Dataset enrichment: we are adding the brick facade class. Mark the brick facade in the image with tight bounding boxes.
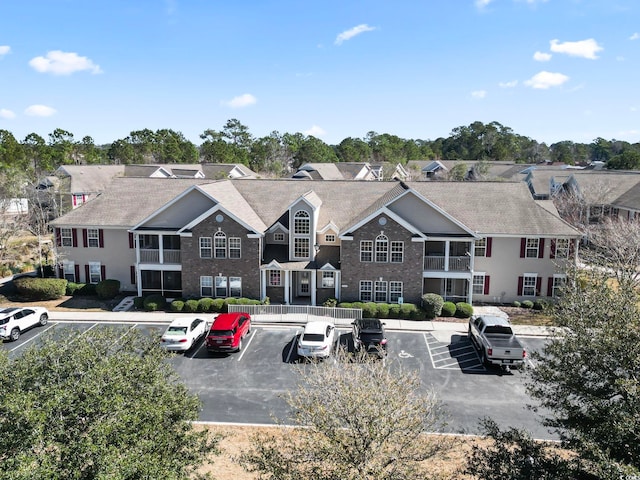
[181,213,261,299]
[340,214,424,304]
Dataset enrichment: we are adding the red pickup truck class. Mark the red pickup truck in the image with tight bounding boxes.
[205,312,251,353]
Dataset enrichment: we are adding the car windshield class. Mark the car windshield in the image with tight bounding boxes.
[166,326,188,335]
[484,325,513,335]
[302,333,325,342]
[209,330,234,337]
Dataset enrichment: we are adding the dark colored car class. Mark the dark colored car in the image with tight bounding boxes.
[205,312,251,353]
[351,318,387,357]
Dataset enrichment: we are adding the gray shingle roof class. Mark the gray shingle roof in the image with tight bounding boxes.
[55,165,125,193]
[51,177,580,237]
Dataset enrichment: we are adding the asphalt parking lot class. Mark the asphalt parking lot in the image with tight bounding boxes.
[2,320,551,439]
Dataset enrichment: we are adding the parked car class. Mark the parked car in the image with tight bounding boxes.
[0,307,49,342]
[468,315,526,369]
[297,320,336,359]
[205,312,251,353]
[160,317,207,352]
[352,318,387,357]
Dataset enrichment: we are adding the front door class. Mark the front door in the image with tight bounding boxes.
[297,271,311,297]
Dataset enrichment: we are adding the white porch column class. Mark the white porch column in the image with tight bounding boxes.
[311,270,317,306]
[334,271,340,300]
[260,269,266,301]
[158,234,164,264]
[284,270,290,304]
[467,276,473,304]
[444,240,450,272]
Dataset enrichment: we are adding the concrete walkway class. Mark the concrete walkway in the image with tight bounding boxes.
[47,306,557,337]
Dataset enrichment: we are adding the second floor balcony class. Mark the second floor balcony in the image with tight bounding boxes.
[423,255,470,272]
[139,248,181,264]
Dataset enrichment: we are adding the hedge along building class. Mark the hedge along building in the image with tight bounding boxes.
[49,177,581,306]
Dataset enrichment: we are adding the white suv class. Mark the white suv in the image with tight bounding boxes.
[0,307,49,342]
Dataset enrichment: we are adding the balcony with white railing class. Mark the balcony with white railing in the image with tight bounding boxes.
[139,249,181,264]
[423,255,470,272]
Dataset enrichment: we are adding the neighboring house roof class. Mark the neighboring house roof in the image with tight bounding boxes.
[334,162,371,180]
[568,171,640,206]
[123,165,172,178]
[50,178,580,238]
[201,163,257,179]
[54,165,125,194]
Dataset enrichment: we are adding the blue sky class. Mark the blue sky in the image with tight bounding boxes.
[0,0,638,147]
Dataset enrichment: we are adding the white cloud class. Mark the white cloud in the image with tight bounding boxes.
[24,104,57,117]
[524,71,569,89]
[549,38,603,59]
[471,90,487,99]
[0,108,16,119]
[304,125,326,137]
[29,50,102,75]
[533,51,552,61]
[334,24,376,45]
[221,93,257,108]
[0,45,10,57]
[630,32,639,40]
[475,0,493,8]
[499,80,518,88]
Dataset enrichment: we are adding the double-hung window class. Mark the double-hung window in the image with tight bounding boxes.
[474,238,486,257]
[229,277,242,297]
[552,275,566,297]
[525,238,539,258]
[200,237,212,258]
[229,237,241,258]
[523,274,537,296]
[88,262,102,284]
[555,238,570,259]
[374,280,388,302]
[200,276,213,297]
[360,241,373,262]
[61,228,73,247]
[389,281,403,303]
[87,228,100,248]
[215,276,227,297]
[359,281,373,302]
[390,241,404,263]
[472,274,486,295]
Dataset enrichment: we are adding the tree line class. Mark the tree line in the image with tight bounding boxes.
[2,120,640,181]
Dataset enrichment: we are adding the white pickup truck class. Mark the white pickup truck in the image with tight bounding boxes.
[468,315,526,369]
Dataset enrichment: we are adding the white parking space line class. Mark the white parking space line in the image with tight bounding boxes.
[423,333,437,368]
[9,323,57,352]
[237,330,257,362]
[192,339,207,358]
[285,330,301,363]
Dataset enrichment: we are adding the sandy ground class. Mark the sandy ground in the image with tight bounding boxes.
[196,424,484,480]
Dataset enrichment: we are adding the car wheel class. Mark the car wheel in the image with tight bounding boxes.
[10,328,20,342]
[39,313,48,326]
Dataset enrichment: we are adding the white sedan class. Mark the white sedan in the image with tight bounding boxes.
[160,317,207,352]
[297,320,336,359]
[0,306,49,342]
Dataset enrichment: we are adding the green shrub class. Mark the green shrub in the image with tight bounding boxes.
[198,297,215,312]
[143,294,166,312]
[441,301,457,317]
[512,300,521,308]
[212,298,225,312]
[521,300,534,309]
[65,282,82,296]
[533,299,549,311]
[183,299,199,313]
[421,293,444,319]
[262,296,270,305]
[400,303,418,319]
[362,302,378,318]
[133,296,145,310]
[389,303,401,318]
[454,302,474,318]
[170,300,184,312]
[96,279,120,300]
[13,277,67,300]
[377,303,390,319]
[323,298,338,308]
[76,283,96,296]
